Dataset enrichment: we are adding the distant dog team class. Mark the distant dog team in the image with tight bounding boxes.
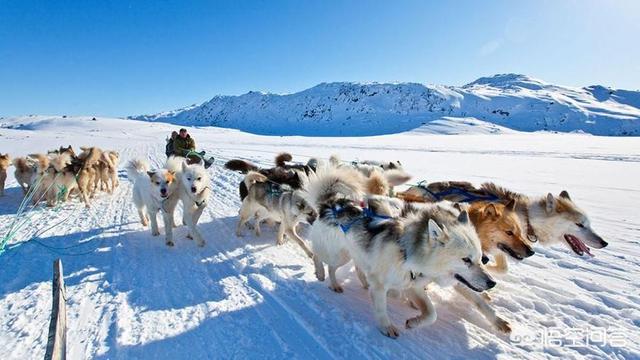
[3,146,119,208]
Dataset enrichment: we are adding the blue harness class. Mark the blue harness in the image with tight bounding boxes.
[415,181,500,203]
[331,204,392,233]
[266,181,284,197]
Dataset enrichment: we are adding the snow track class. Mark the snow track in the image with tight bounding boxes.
[1,117,639,359]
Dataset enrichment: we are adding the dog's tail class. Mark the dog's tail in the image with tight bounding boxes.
[165,156,185,174]
[224,159,259,174]
[13,157,30,172]
[50,152,74,172]
[329,154,341,167]
[107,151,120,165]
[78,147,103,169]
[125,159,150,183]
[366,172,390,196]
[27,153,50,172]
[306,167,365,205]
[243,171,268,191]
[99,151,115,168]
[275,152,293,167]
[384,169,412,187]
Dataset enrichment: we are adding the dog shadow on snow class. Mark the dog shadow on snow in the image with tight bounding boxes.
[0,213,504,359]
[0,187,30,215]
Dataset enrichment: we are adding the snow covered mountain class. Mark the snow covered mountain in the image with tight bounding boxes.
[131,74,640,136]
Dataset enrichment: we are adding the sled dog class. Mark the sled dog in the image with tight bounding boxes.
[0,154,9,196]
[126,158,180,246]
[236,171,317,257]
[176,159,211,247]
[399,181,608,267]
[13,157,35,195]
[315,187,495,338]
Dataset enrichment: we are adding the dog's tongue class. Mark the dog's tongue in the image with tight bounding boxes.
[565,234,594,257]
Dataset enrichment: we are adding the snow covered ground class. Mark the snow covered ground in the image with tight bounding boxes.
[0,116,639,359]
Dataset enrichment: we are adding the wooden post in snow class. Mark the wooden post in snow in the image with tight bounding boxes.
[44,259,66,360]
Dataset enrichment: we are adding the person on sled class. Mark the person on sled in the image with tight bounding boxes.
[166,128,214,168]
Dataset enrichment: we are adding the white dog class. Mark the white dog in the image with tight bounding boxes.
[126,158,180,246]
[177,160,211,247]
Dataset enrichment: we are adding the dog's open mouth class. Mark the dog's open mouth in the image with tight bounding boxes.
[564,234,593,257]
[497,243,524,260]
[454,274,482,292]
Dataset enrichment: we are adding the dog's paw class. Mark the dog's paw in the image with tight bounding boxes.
[380,325,400,339]
[405,316,423,329]
[495,318,512,334]
[166,241,175,247]
[141,220,148,227]
[152,230,160,236]
[186,233,193,240]
[329,284,344,293]
[276,238,286,246]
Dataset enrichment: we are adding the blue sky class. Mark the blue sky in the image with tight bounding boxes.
[1,0,638,117]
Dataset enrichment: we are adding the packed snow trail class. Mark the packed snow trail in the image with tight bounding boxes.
[0,116,639,359]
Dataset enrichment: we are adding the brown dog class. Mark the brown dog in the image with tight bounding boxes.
[467,200,534,273]
[0,154,10,196]
[12,157,34,194]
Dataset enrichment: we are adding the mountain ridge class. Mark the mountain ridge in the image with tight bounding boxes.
[130,74,640,136]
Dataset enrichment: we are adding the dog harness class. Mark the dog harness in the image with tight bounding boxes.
[265,181,284,198]
[331,202,393,234]
[414,181,501,203]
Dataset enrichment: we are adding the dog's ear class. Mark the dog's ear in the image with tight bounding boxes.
[505,199,516,211]
[147,171,156,178]
[483,204,498,220]
[457,210,470,224]
[168,170,175,176]
[181,161,188,172]
[545,193,556,213]
[559,190,571,200]
[427,219,446,245]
